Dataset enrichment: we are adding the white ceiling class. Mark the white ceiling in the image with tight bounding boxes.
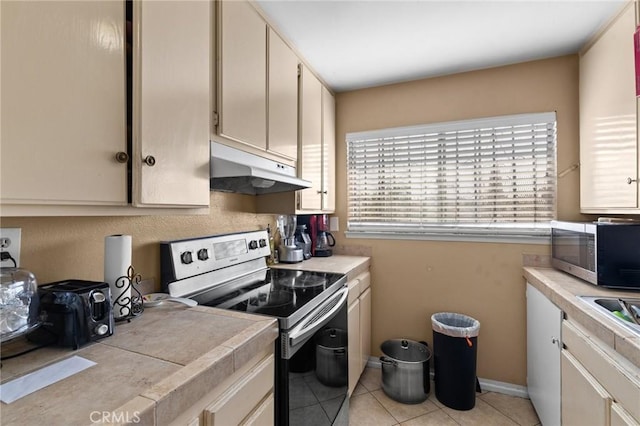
[256,0,627,92]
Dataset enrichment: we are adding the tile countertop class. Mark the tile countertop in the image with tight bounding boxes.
[524,267,640,369]
[0,304,278,426]
[272,255,371,281]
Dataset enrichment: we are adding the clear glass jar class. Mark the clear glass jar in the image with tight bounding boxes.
[0,267,40,342]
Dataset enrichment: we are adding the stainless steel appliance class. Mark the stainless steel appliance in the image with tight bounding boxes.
[160,230,349,426]
[294,225,312,260]
[0,267,40,343]
[551,220,640,290]
[278,215,304,263]
[210,142,312,195]
[28,280,114,349]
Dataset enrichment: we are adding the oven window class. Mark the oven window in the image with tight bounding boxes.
[284,300,348,425]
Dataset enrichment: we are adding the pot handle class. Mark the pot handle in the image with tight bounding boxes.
[379,356,397,367]
[334,348,346,356]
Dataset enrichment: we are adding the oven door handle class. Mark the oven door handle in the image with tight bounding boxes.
[288,287,349,348]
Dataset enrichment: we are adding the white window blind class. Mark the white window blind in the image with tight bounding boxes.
[346,112,557,239]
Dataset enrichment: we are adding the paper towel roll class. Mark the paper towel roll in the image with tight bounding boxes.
[104,235,132,320]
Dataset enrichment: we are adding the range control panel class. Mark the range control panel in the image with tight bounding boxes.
[160,230,271,282]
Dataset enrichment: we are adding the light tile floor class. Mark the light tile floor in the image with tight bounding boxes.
[350,368,541,426]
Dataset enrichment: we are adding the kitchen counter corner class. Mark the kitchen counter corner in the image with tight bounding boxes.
[0,304,278,426]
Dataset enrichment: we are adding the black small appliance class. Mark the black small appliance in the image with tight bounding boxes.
[28,280,114,349]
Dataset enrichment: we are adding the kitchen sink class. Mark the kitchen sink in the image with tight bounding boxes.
[577,296,640,336]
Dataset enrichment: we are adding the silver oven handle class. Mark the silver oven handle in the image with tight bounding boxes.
[289,286,348,348]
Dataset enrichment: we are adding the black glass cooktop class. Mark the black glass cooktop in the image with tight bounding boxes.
[195,269,346,323]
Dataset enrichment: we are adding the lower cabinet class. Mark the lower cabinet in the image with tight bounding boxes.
[561,350,611,425]
[175,349,275,426]
[526,283,562,426]
[203,354,274,426]
[562,320,640,426]
[347,271,372,396]
[348,294,361,397]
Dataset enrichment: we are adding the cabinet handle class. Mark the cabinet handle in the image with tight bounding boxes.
[317,190,328,194]
[115,152,129,163]
[143,155,156,167]
[627,177,638,185]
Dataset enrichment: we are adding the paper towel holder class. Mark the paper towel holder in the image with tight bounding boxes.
[113,265,144,322]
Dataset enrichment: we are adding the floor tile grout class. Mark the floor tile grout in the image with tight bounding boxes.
[350,367,539,426]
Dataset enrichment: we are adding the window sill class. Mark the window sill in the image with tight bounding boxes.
[344,231,550,245]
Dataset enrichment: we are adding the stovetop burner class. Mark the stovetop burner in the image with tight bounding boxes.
[193,268,345,328]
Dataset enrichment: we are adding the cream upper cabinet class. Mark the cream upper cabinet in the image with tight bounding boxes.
[1,1,128,206]
[217,1,299,164]
[580,2,639,213]
[299,65,324,211]
[132,0,211,207]
[0,0,210,214]
[298,66,336,213]
[267,28,298,161]
[321,87,336,212]
[218,0,267,151]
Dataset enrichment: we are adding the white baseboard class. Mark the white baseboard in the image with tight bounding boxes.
[367,357,529,399]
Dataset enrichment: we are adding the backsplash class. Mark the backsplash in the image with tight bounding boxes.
[0,192,275,290]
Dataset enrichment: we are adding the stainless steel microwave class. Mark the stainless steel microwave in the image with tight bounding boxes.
[551,221,640,290]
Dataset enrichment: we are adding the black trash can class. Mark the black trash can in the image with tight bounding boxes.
[431,312,480,410]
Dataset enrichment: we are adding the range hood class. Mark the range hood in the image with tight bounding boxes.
[210,141,312,195]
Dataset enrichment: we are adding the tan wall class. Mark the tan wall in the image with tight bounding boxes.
[334,55,583,385]
[0,192,273,286]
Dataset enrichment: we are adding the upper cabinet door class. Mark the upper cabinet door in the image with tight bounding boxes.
[219,0,267,150]
[267,29,298,161]
[1,1,127,206]
[580,2,638,212]
[322,87,336,212]
[132,0,211,207]
[299,65,323,211]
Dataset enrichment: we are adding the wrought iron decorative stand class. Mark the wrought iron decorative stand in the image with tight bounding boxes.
[113,265,144,322]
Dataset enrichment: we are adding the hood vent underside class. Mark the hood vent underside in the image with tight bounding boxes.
[210,142,312,195]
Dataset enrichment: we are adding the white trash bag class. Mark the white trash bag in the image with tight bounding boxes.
[431,312,480,338]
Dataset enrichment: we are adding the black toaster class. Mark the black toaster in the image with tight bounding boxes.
[28,280,114,349]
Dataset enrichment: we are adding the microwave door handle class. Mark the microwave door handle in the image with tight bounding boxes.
[288,287,348,348]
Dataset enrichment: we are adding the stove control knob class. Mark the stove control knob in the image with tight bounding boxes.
[180,251,194,264]
[197,248,209,261]
[248,240,258,250]
[259,238,267,248]
[95,324,110,336]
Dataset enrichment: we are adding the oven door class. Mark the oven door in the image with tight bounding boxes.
[276,286,349,426]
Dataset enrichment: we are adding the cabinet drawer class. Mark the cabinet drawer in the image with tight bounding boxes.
[355,272,371,293]
[347,278,360,305]
[242,393,274,426]
[204,354,274,426]
[562,321,640,421]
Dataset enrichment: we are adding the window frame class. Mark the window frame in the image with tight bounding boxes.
[345,112,557,244]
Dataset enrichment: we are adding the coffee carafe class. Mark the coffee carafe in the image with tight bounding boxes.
[294,225,312,260]
[315,231,335,257]
[277,215,304,263]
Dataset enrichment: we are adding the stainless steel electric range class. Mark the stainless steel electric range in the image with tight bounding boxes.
[160,230,349,426]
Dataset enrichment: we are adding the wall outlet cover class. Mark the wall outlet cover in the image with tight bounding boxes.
[0,228,22,268]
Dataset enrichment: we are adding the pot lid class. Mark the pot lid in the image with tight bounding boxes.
[381,339,431,362]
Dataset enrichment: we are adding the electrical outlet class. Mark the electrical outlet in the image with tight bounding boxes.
[0,228,21,268]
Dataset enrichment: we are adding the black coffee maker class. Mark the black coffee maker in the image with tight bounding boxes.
[294,225,312,260]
